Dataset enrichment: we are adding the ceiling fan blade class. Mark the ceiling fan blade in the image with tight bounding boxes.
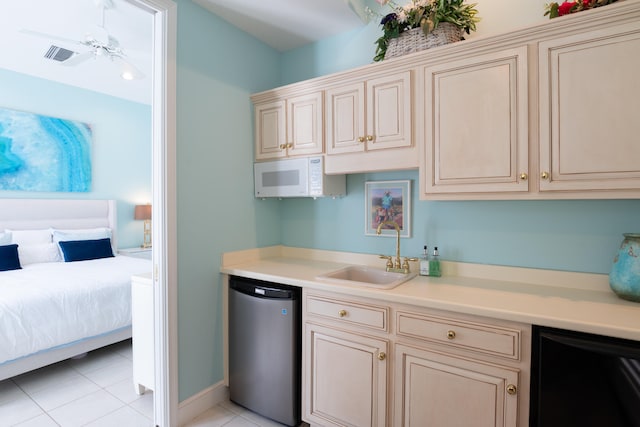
[20,29,82,47]
[61,51,95,66]
[112,56,145,80]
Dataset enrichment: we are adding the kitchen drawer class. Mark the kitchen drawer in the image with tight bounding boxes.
[396,311,520,360]
[306,294,389,332]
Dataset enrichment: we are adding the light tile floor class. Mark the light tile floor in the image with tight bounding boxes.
[184,400,309,427]
[0,340,153,427]
[1,341,308,427]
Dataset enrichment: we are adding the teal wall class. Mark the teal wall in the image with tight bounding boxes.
[0,68,151,249]
[175,0,281,400]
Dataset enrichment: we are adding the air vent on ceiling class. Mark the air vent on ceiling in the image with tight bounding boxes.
[44,45,76,62]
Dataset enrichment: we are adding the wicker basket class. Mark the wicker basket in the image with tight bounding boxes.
[384,22,464,60]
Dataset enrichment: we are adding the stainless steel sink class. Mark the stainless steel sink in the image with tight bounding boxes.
[315,265,416,290]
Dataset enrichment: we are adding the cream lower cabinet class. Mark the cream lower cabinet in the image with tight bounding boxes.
[303,292,390,426]
[421,45,529,196]
[394,344,519,427]
[302,291,530,427]
[304,323,388,427]
[538,22,640,193]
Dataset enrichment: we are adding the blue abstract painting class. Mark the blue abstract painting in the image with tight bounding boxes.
[0,108,91,192]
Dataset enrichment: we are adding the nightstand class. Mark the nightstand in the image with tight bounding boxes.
[119,247,152,260]
[132,272,154,394]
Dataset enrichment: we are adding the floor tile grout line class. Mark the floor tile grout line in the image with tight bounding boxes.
[9,377,62,427]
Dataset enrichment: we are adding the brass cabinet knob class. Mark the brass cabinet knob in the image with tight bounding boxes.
[506,384,517,395]
[279,144,286,150]
[286,143,293,149]
[519,173,528,181]
[447,330,456,340]
[358,136,365,143]
[338,309,347,318]
[541,171,549,180]
[366,135,374,142]
[378,352,386,361]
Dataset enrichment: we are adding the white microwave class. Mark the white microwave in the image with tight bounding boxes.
[254,157,346,198]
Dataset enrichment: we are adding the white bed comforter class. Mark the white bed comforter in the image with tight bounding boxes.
[0,256,151,364]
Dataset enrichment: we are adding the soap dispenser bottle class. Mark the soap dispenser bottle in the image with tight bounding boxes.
[419,245,429,276]
[429,247,441,277]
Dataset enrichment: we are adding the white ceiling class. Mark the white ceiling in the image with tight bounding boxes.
[193,0,370,52]
[0,0,153,105]
[0,0,372,105]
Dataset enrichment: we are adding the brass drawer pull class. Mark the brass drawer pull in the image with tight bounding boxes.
[447,330,456,340]
[338,309,347,318]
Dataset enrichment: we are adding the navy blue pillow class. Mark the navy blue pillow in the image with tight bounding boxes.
[58,238,115,262]
[0,244,22,271]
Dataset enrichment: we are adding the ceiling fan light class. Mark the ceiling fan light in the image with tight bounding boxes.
[121,71,135,80]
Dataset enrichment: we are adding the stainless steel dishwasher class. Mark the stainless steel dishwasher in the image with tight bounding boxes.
[228,275,301,426]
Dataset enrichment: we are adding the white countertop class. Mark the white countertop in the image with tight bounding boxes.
[220,246,640,341]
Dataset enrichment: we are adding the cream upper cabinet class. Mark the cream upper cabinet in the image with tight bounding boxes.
[324,71,416,173]
[325,82,365,155]
[254,92,323,160]
[421,46,529,196]
[287,92,323,157]
[254,99,286,160]
[326,71,412,155]
[395,344,519,427]
[538,22,640,192]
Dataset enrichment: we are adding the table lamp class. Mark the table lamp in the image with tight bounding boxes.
[134,204,152,249]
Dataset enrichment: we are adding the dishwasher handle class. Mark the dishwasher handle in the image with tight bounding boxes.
[230,276,300,300]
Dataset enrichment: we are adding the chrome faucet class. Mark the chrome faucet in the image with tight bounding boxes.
[376,220,416,274]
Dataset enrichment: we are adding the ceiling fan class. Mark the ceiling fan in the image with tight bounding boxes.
[21,0,144,81]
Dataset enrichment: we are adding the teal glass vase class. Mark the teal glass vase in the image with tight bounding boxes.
[609,233,640,302]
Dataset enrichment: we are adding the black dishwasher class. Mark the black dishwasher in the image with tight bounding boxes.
[228,275,301,426]
[530,325,640,427]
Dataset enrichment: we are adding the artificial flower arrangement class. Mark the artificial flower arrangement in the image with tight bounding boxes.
[544,0,619,18]
[373,0,479,62]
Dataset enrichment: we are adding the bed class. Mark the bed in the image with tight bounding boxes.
[0,199,151,381]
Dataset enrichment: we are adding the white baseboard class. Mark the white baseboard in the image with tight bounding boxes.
[178,381,228,426]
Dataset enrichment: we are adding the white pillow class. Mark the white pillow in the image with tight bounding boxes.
[51,228,112,261]
[18,243,60,265]
[8,229,52,246]
[0,231,11,245]
[51,227,112,243]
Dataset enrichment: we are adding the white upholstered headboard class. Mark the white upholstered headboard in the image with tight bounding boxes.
[0,199,117,249]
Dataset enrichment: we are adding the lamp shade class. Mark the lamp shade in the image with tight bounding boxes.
[134,204,152,220]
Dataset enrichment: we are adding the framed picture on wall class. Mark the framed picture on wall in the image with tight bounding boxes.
[365,180,411,237]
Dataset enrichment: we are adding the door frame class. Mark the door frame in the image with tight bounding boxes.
[128,0,178,425]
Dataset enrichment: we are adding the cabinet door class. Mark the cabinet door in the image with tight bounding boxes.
[287,92,324,157]
[366,71,412,151]
[304,322,388,427]
[422,46,529,195]
[539,23,640,192]
[255,100,286,160]
[326,82,366,155]
[394,344,519,427]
